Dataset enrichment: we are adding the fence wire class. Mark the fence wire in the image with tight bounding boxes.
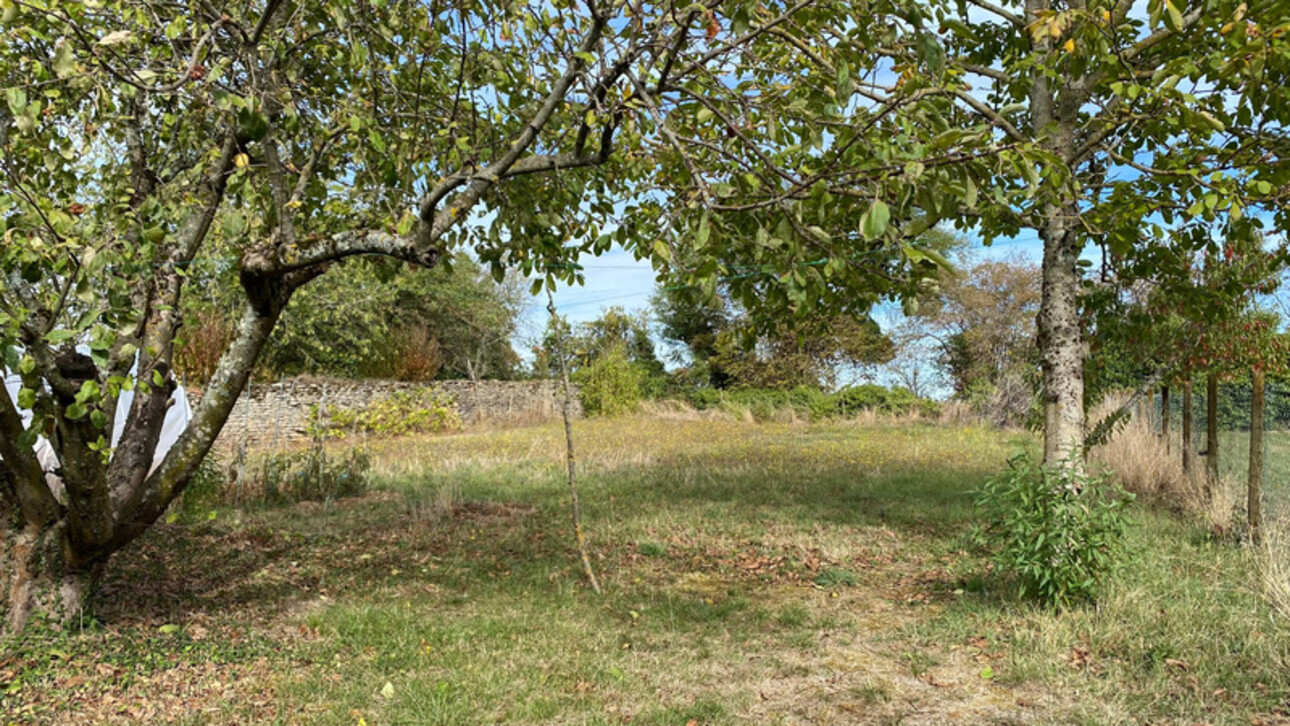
[1148,380,1286,520]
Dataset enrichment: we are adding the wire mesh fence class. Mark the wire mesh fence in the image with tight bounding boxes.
[1146,379,1288,522]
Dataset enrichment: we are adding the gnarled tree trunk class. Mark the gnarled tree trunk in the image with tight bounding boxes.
[3,517,101,635]
[0,298,291,635]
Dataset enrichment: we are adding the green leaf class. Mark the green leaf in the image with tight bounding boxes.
[696,107,714,124]
[52,40,76,78]
[836,60,853,98]
[1164,0,1183,31]
[652,240,673,263]
[65,402,87,420]
[45,329,76,344]
[395,210,416,236]
[861,200,890,241]
[16,427,38,448]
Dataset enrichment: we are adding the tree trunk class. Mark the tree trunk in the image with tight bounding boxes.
[3,516,100,635]
[1160,385,1171,453]
[1182,379,1194,474]
[1206,372,1219,496]
[1037,212,1086,467]
[1249,368,1265,545]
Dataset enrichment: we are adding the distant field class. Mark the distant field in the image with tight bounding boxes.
[4,417,1289,724]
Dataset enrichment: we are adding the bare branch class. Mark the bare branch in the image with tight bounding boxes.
[966,0,1026,28]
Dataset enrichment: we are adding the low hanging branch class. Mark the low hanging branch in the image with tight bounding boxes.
[546,289,602,595]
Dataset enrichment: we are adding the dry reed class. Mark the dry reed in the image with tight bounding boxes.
[1088,399,1235,534]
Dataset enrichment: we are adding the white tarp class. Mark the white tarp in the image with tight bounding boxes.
[2,373,192,487]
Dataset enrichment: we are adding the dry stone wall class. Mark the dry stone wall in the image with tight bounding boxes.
[188,378,579,452]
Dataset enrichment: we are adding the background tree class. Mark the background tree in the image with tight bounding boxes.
[653,283,894,390]
[176,254,526,382]
[707,314,895,390]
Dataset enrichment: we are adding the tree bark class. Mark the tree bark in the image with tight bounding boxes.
[1182,378,1193,474]
[1206,372,1219,496]
[1160,385,1171,453]
[3,517,99,635]
[1037,209,1086,467]
[1249,368,1265,544]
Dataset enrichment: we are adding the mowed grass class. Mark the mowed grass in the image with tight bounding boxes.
[4,417,1290,724]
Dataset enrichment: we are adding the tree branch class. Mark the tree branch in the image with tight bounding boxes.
[966,0,1026,28]
[0,382,58,526]
[416,6,612,249]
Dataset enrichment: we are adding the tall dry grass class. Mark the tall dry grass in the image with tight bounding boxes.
[1088,401,1235,534]
[1258,517,1290,624]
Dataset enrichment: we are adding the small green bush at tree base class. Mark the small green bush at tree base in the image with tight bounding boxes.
[972,455,1134,606]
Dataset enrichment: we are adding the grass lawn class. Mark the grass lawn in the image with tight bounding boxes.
[3,417,1289,724]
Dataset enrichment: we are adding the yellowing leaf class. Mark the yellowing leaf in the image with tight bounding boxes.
[1063,38,1075,52]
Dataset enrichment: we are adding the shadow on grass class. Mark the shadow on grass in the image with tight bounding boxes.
[97,494,578,625]
[97,427,1013,626]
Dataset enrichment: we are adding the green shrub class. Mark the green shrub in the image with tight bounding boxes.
[681,384,939,421]
[972,455,1134,606]
[172,453,226,523]
[577,344,643,416]
[310,389,462,439]
[829,384,938,417]
[684,387,724,411]
[250,446,372,506]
